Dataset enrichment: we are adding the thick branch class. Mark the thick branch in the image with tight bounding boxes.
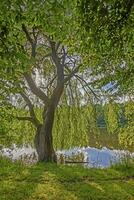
[61,46,67,65]
[20,92,41,127]
[24,73,49,105]
[49,40,64,83]
[22,26,48,104]
[22,24,33,45]
[22,24,37,58]
[50,83,64,108]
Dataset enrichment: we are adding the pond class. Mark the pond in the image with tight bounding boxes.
[0,144,134,168]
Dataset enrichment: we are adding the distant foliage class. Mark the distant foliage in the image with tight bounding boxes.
[0,107,35,146]
[0,102,133,150]
[104,103,119,134]
[118,101,134,148]
[53,106,89,149]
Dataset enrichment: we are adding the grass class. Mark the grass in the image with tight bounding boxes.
[0,157,134,200]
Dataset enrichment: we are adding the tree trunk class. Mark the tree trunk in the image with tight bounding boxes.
[35,106,57,162]
[34,84,64,162]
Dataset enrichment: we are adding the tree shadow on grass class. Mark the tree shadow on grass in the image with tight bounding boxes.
[0,159,134,200]
[50,164,134,200]
[0,159,48,200]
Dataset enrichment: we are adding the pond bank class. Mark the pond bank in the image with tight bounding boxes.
[0,145,134,168]
[0,157,134,200]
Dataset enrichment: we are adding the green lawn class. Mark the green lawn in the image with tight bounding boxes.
[0,157,134,200]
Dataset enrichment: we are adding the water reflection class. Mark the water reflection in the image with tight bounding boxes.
[0,144,134,168]
[57,147,134,168]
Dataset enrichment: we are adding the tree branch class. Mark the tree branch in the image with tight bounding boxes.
[75,74,100,100]
[22,24,33,45]
[20,92,41,127]
[64,65,81,83]
[16,116,33,122]
[43,75,57,90]
[61,46,67,65]
[49,40,64,83]
[24,73,49,105]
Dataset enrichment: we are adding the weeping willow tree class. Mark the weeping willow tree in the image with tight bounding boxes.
[54,106,85,149]
[1,100,133,150]
[53,81,92,149]
[0,107,35,146]
[118,101,134,149]
[76,0,134,94]
[104,103,119,134]
[0,0,84,162]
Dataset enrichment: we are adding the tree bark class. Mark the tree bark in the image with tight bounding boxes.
[35,85,64,162]
[34,107,56,162]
